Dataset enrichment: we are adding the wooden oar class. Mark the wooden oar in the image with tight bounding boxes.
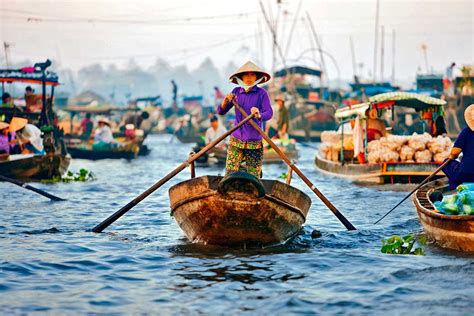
[374,158,451,224]
[0,174,66,201]
[92,112,256,233]
[232,101,356,231]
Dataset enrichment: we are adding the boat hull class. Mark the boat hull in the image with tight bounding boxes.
[169,175,311,247]
[413,178,474,252]
[289,130,321,142]
[67,146,138,160]
[315,153,445,184]
[0,153,71,180]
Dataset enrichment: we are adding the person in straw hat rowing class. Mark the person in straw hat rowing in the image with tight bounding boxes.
[217,61,273,178]
[442,104,474,189]
[8,117,44,155]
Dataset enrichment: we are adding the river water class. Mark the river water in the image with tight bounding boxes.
[1,135,473,315]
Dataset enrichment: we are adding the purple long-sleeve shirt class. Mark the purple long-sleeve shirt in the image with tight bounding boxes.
[217,86,273,142]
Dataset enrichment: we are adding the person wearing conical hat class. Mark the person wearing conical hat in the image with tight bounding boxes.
[217,61,273,178]
[443,104,474,189]
[9,117,44,154]
[275,94,289,139]
[94,117,115,146]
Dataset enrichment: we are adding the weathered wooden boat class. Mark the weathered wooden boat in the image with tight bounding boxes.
[0,61,71,180]
[413,178,474,252]
[315,92,448,184]
[66,140,139,160]
[169,172,311,247]
[315,152,445,184]
[62,106,152,157]
[0,153,71,180]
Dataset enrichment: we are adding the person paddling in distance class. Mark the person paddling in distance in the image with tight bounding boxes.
[443,104,474,189]
[217,61,273,178]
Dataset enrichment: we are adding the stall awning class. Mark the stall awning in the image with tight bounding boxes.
[335,102,370,120]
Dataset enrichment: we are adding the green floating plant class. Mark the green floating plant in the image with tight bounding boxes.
[278,172,288,180]
[41,168,95,184]
[381,233,427,256]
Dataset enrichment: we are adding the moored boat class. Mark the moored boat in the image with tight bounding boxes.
[413,178,474,252]
[0,153,70,180]
[65,139,139,160]
[62,105,150,158]
[315,151,443,184]
[0,61,71,180]
[315,92,449,184]
[169,172,311,247]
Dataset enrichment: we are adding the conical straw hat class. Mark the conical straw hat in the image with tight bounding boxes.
[229,61,271,84]
[9,117,28,133]
[97,117,111,126]
[465,104,474,131]
[0,122,9,130]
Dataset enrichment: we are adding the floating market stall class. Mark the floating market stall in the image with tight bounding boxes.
[0,61,71,180]
[315,92,449,184]
[413,178,474,252]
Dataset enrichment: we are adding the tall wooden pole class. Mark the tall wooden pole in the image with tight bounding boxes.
[380,25,385,82]
[373,0,380,82]
[350,37,357,81]
[391,29,396,84]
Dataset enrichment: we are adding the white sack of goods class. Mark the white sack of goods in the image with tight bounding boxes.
[381,150,400,163]
[400,145,415,162]
[414,149,433,163]
[427,135,452,154]
[367,150,382,164]
[367,140,382,152]
[408,132,431,151]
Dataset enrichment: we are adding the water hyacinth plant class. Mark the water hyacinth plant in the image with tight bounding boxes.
[41,168,95,183]
[381,233,427,256]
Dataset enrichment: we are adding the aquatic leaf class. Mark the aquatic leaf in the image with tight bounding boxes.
[413,248,425,256]
[381,233,425,256]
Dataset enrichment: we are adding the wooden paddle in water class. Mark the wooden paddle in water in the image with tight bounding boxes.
[0,174,66,201]
[374,158,452,224]
[232,101,357,231]
[92,112,256,233]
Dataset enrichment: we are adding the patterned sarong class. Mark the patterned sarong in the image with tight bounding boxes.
[225,136,263,177]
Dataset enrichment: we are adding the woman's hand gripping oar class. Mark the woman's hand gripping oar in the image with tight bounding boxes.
[374,158,451,225]
[233,100,356,231]
[92,112,256,233]
[0,175,66,201]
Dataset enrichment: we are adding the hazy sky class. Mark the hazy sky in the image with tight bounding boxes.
[0,0,472,83]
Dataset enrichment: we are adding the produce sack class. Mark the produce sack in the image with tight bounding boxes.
[457,183,474,192]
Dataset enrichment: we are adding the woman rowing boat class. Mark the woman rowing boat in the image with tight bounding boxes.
[217,61,273,178]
